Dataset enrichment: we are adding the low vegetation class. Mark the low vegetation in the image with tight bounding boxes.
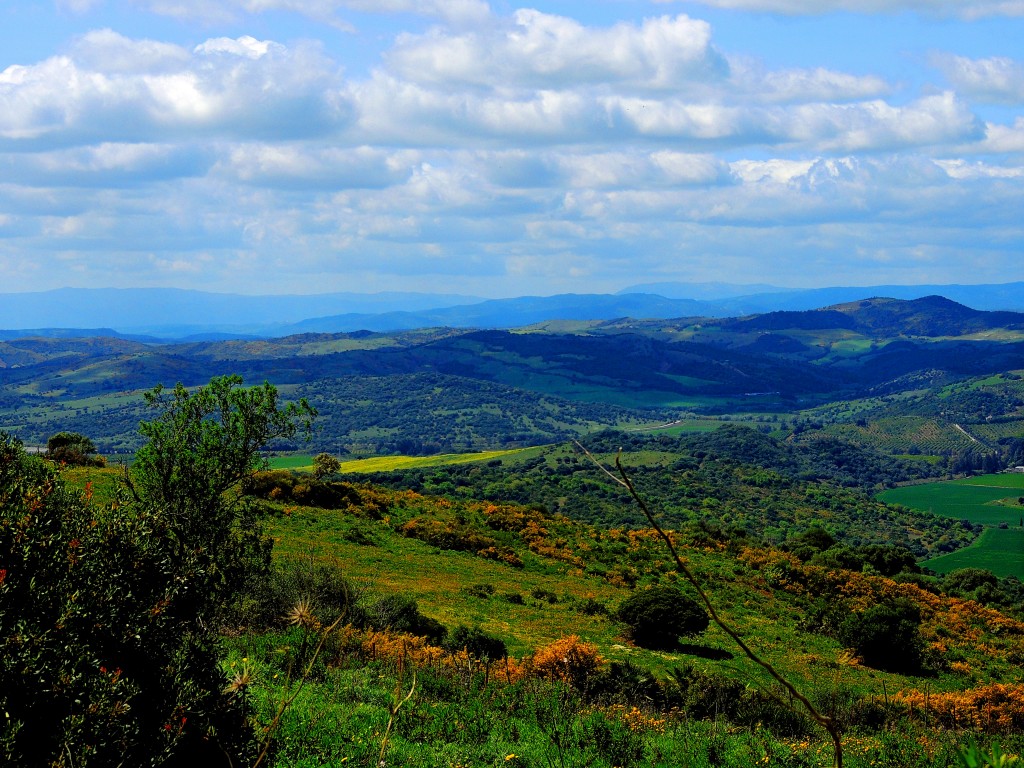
[3,373,1024,767]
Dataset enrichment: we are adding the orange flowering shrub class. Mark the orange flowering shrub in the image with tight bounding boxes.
[894,684,1024,734]
[530,635,604,687]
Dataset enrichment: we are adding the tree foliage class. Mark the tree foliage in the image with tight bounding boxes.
[312,452,342,480]
[837,598,924,673]
[1,376,314,767]
[616,585,710,650]
[46,430,103,467]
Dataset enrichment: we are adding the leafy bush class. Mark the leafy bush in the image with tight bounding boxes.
[367,594,447,643]
[443,625,507,660]
[45,430,104,467]
[616,584,709,650]
[234,554,366,631]
[312,452,341,479]
[531,635,604,688]
[837,598,925,673]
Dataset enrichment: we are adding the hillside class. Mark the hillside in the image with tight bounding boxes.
[9,383,1024,767]
[4,296,1024,461]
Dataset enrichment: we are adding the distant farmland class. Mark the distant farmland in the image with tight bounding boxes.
[879,474,1024,579]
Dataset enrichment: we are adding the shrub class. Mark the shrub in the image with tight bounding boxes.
[532,635,604,688]
[312,452,341,479]
[45,431,104,467]
[367,594,446,643]
[443,625,507,660]
[616,584,709,650]
[234,554,366,631]
[837,598,924,673]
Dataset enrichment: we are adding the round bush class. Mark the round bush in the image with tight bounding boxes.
[837,598,923,673]
[616,585,709,650]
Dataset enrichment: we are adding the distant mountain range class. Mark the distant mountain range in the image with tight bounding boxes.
[5,294,1024,454]
[2,282,1024,340]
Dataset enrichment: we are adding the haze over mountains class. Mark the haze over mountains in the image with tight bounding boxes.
[3,282,1024,340]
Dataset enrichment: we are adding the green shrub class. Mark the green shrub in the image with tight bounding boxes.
[45,431,104,467]
[234,554,366,631]
[616,584,709,650]
[837,598,924,673]
[368,594,447,643]
[443,625,507,660]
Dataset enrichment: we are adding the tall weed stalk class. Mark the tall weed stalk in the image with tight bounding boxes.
[575,442,845,768]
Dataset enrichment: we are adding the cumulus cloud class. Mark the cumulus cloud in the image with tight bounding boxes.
[214,144,421,188]
[3,6,1022,294]
[386,12,728,90]
[0,31,350,147]
[658,0,1024,20]
[932,54,1024,103]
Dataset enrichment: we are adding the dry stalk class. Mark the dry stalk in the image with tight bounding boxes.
[377,650,417,768]
[574,441,844,768]
[252,610,349,768]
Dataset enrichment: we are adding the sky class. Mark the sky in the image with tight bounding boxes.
[1,1,1023,298]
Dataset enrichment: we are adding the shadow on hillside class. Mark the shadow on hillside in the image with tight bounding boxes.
[675,643,734,661]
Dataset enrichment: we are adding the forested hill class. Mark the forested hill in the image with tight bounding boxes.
[354,425,963,558]
[4,295,1024,455]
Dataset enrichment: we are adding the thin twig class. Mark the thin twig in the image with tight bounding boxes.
[574,441,844,768]
[377,656,416,768]
[252,611,348,768]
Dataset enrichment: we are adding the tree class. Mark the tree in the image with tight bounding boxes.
[46,430,102,467]
[1,376,314,767]
[837,599,924,673]
[617,584,710,650]
[312,452,341,480]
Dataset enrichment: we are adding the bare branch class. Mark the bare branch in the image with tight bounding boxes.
[573,441,844,768]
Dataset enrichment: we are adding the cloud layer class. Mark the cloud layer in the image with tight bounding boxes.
[1,3,1023,295]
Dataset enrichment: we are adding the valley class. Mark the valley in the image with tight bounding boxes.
[3,291,1024,767]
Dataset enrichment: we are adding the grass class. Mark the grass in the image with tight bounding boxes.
[338,449,542,474]
[879,474,1024,578]
[923,527,1024,578]
[268,447,547,474]
[267,454,316,470]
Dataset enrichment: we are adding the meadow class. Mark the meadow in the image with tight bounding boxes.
[879,474,1024,578]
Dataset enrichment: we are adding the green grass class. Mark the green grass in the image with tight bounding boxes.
[957,473,1024,489]
[878,477,1024,527]
[923,527,1024,579]
[879,474,1024,578]
[268,447,546,474]
[267,454,315,470]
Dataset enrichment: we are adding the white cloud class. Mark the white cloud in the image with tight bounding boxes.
[932,54,1024,104]
[0,32,350,147]
[387,12,728,90]
[215,144,420,188]
[658,0,1024,20]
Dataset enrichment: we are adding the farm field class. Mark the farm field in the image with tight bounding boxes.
[879,474,1024,578]
[923,527,1024,578]
[878,475,1024,527]
[268,447,544,474]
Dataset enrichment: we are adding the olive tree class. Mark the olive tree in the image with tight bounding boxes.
[617,584,709,650]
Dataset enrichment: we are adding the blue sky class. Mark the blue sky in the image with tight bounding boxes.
[2,1,1023,297]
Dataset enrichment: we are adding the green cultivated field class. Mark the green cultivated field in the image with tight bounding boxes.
[878,479,1024,527]
[879,474,1024,578]
[922,527,1024,577]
